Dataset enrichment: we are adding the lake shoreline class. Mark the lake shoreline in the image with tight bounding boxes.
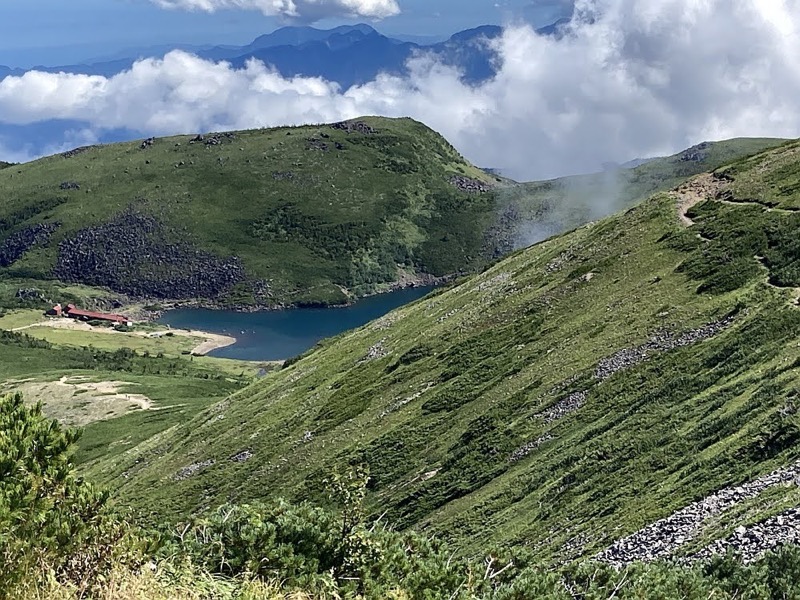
[8,314,238,359]
[186,330,237,356]
[131,274,452,322]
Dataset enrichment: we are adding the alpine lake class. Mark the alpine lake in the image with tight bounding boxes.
[157,286,436,361]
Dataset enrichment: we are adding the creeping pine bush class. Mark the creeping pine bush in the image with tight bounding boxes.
[168,466,467,598]
[5,391,800,599]
[0,392,138,596]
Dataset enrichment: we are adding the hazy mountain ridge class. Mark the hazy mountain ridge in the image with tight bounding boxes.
[0,21,561,89]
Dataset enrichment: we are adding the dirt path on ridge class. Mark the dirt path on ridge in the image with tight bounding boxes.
[672,174,800,305]
[672,173,727,227]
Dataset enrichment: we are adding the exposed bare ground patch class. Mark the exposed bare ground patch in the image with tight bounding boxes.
[1,375,154,426]
[672,173,728,227]
[182,331,236,355]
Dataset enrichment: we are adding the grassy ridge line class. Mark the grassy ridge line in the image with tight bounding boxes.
[94,138,800,560]
[0,117,501,307]
[500,137,788,239]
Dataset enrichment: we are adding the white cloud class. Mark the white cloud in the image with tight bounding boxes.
[151,0,400,20]
[1,0,799,180]
[0,127,100,165]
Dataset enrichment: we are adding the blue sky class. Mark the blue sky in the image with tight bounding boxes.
[0,0,573,67]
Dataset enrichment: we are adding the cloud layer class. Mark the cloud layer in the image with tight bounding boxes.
[151,0,400,20]
[1,0,799,180]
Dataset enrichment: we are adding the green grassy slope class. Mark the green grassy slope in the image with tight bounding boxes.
[92,139,800,561]
[498,138,787,245]
[0,117,499,307]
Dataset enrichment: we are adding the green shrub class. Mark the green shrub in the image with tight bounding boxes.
[0,392,137,595]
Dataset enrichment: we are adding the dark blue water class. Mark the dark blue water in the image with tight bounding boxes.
[157,287,435,361]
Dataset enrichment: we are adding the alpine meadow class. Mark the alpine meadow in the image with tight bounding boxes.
[4,1,800,598]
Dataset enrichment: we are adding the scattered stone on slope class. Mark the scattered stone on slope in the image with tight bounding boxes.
[534,391,588,424]
[545,249,577,273]
[306,137,329,151]
[449,175,492,194]
[59,181,80,190]
[0,223,60,267]
[502,314,736,433]
[15,288,49,302]
[230,450,253,463]
[598,459,800,566]
[379,383,435,419]
[692,507,800,563]
[174,459,215,481]
[371,314,398,331]
[361,339,389,362]
[437,308,460,323]
[476,272,513,293]
[54,207,245,299]
[508,433,553,462]
[594,315,736,380]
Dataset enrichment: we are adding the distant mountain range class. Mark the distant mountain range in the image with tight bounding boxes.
[0,20,570,89]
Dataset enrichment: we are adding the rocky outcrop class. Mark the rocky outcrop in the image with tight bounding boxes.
[61,145,96,159]
[174,459,215,481]
[306,137,329,151]
[59,181,80,190]
[331,120,376,135]
[230,450,253,463]
[449,175,492,193]
[190,132,237,146]
[482,204,520,259]
[508,433,553,462]
[15,288,49,302]
[54,208,245,299]
[679,142,711,163]
[0,223,60,267]
[598,460,800,566]
[361,338,389,362]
